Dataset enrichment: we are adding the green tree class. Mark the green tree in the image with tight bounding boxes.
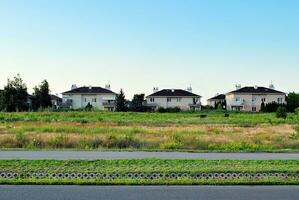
[130,94,145,112]
[32,80,52,110]
[0,90,4,111]
[115,89,128,112]
[287,92,299,112]
[2,74,28,112]
[295,108,299,135]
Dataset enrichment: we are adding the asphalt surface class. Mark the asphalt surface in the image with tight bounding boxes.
[0,185,299,200]
[1,151,299,160]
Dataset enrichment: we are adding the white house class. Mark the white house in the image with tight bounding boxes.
[207,94,226,108]
[226,85,286,112]
[62,84,116,111]
[145,87,201,111]
[50,94,62,109]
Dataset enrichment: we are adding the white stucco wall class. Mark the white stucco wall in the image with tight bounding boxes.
[146,96,201,110]
[62,93,116,110]
[207,99,225,107]
[226,93,286,112]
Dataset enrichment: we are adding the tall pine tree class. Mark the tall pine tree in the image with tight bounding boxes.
[115,89,128,112]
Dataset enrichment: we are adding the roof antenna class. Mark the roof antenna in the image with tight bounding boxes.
[105,81,111,90]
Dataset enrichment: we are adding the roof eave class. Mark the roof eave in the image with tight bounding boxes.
[62,92,116,95]
[225,92,285,95]
[146,95,201,98]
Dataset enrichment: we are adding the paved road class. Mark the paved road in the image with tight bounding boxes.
[0,185,299,200]
[1,151,299,160]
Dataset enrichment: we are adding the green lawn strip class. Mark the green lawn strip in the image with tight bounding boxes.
[0,159,299,174]
[1,159,299,185]
[1,178,299,185]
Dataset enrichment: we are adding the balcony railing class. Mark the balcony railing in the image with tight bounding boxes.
[143,102,158,107]
[189,103,201,108]
[102,102,115,107]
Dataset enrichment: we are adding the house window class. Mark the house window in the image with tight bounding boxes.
[277,98,283,104]
[150,98,155,102]
[236,97,241,102]
[252,107,257,112]
[84,98,87,102]
[177,98,181,102]
[167,98,171,102]
[92,98,97,102]
[261,98,266,102]
[252,97,257,102]
[193,98,198,104]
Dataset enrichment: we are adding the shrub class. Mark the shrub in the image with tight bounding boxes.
[224,113,230,118]
[199,114,207,118]
[88,138,104,149]
[106,135,141,149]
[158,107,181,113]
[0,137,16,148]
[85,103,93,111]
[31,138,45,148]
[157,107,166,113]
[48,135,71,148]
[15,132,28,148]
[276,106,287,119]
[160,142,183,150]
[80,119,89,124]
[169,107,181,113]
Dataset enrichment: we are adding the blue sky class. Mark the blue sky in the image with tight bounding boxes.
[0,0,298,103]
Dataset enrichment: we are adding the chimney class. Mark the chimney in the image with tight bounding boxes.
[187,86,192,93]
[235,84,241,90]
[71,84,77,90]
[254,85,258,90]
[171,88,175,92]
[105,83,111,90]
[89,85,92,90]
[153,87,159,93]
[269,82,275,89]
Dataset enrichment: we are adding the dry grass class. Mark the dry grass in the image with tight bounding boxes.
[0,121,297,151]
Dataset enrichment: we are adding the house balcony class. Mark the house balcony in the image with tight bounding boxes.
[102,101,115,108]
[61,99,72,108]
[188,103,201,108]
[144,103,158,108]
[230,100,246,106]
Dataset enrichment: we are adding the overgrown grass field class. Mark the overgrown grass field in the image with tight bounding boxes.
[0,111,298,151]
[0,111,296,125]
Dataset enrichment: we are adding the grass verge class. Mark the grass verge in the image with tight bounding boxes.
[0,159,299,185]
